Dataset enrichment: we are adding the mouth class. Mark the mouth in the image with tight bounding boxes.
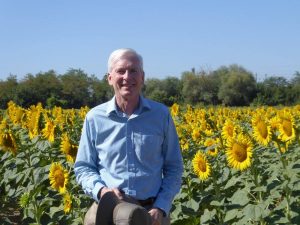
[121,83,135,88]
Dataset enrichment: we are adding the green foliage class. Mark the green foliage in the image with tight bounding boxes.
[144,77,182,106]
[170,105,300,225]
[0,75,18,109]
[1,67,300,108]
[216,65,257,106]
[0,109,92,224]
[253,76,293,106]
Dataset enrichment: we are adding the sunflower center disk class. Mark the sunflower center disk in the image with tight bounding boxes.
[232,143,247,162]
[257,121,268,138]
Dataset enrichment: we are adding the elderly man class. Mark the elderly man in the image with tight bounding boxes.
[74,48,183,225]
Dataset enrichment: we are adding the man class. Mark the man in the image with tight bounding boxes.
[74,48,183,225]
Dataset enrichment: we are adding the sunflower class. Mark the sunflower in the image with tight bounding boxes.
[26,104,43,139]
[252,114,272,146]
[19,192,30,208]
[52,106,64,130]
[7,101,25,126]
[180,139,189,151]
[192,151,211,181]
[200,119,208,131]
[226,134,253,171]
[204,138,218,157]
[49,162,69,194]
[0,131,17,155]
[222,120,236,142]
[204,129,213,137]
[269,116,281,130]
[60,133,78,163]
[278,112,296,143]
[63,192,72,214]
[79,106,89,120]
[42,118,56,143]
[192,127,201,142]
[65,109,76,126]
[170,103,180,117]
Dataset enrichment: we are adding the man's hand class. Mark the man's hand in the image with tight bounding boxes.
[148,208,163,225]
[98,187,124,200]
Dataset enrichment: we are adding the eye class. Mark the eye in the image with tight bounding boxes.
[116,69,126,75]
[130,69,138,74]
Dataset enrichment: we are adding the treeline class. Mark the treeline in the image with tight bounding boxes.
[0,65,300,109]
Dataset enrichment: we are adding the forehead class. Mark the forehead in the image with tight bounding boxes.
[112,55,141,69]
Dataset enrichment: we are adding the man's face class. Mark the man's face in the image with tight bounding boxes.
[108,55,144,100]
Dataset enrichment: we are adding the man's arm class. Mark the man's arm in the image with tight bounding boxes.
[74,116,106,202]
[152,112,183,215]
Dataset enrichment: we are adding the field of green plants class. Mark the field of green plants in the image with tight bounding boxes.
[1,101,299,224]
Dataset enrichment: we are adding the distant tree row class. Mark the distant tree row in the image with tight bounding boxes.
[0,65,299,109]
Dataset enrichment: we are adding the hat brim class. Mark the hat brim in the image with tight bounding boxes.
[96,192,122,225]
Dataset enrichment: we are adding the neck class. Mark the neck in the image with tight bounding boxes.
[115,95,140,116]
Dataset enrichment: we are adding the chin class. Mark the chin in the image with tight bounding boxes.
[121,92,138,99]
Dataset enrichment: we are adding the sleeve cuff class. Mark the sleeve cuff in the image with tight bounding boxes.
[153,197,171,216]
[92,182,105,202]
[153,207,166,217]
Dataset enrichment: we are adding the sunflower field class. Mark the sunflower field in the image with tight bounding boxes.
[0,101,300,225]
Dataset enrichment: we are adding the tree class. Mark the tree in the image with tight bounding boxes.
[60,69,91,108]
[254,76,293,106]
[143,78,168,104]
[161,77,183,105]
[181,71,202,104]
[291,71,300,104]
[16,70,62,108]
[144,77,182,106]
[88,74,113,107]
[217,65,257,106]
[0,75,18,109]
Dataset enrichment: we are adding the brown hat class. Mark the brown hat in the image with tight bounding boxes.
[95,192,152,225]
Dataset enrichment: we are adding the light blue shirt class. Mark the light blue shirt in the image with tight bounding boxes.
[74,96,183,214]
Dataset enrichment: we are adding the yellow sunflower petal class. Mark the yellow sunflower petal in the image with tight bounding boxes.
[48,162,69,194]
[192,151,211,181]
[226,134,253,171]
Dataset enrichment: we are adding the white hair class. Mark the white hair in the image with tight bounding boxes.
[107,48,143,72]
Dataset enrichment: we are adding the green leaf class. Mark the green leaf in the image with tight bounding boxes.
[243,204,263,221]
[229,189,249,206]
[181,198,199,214]
[274,217,290,224]
[7,187,15,197]
[275,198,288,211]
[71,217,84,225]
[210,198,224,206]
[49,206,63,218]
[15,173,25,184]
[252,186,267,192]
[224,176,239,190]
[200,209,216,223]
[218,167,230,184]
[224,209,238,222]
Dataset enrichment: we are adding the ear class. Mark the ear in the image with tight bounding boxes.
[142,71,145,84]
[107,73,113,85]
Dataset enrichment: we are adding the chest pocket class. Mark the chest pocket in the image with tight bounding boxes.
[133,133,164,162]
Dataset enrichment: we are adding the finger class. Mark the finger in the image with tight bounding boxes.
[100,187,110,198]
[111,188,123,199]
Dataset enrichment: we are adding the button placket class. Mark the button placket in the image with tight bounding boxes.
[126,120,136,197]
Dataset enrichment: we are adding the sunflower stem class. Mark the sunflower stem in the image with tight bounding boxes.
[276,140,292,223]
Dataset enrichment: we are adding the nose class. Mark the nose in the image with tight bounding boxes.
[123,70,132,80]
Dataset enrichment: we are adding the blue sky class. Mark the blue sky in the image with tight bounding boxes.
[0,1,299,82]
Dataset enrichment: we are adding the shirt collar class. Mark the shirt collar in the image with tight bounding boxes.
[106,95,151,117]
